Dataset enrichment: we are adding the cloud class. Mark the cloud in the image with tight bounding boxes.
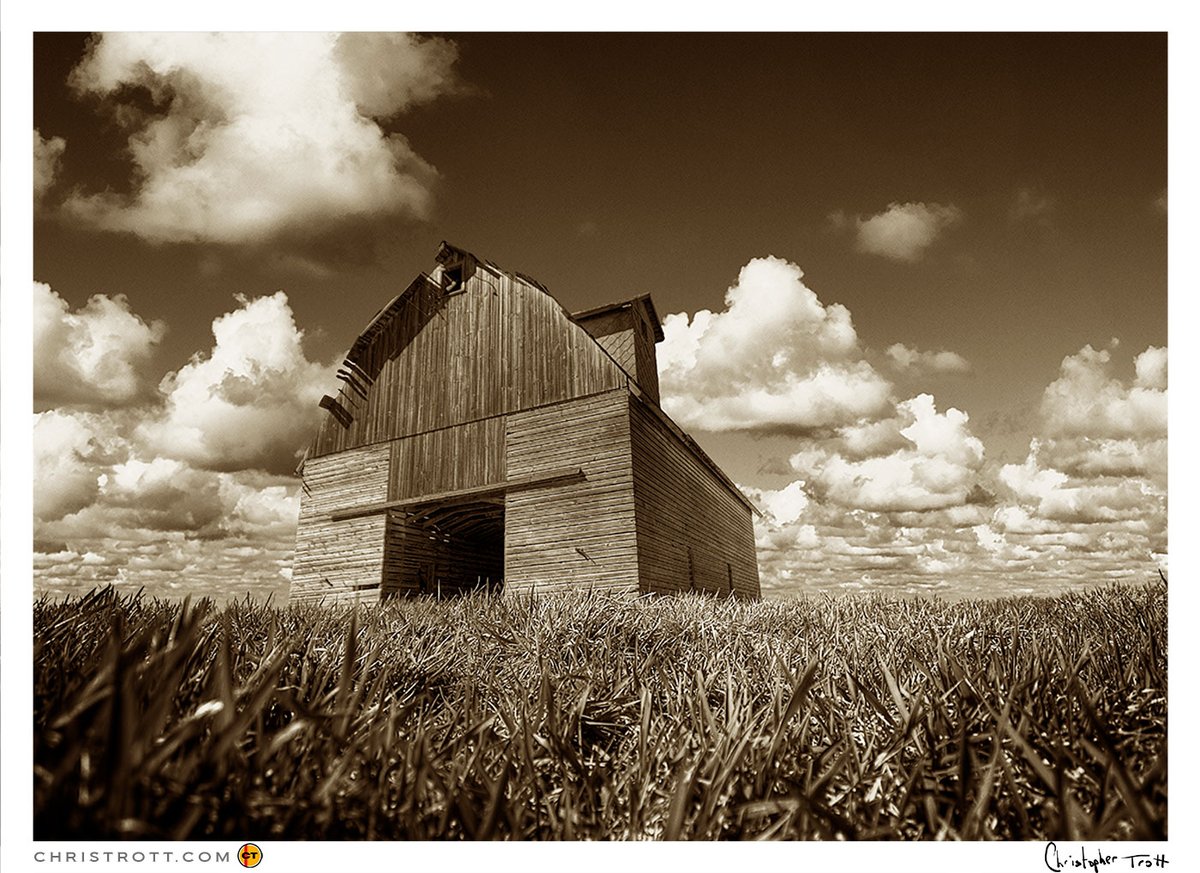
[1009,187,1056,224]
[737,338,1166,596]
[1040,343,1166,441]
[885,343,970,374]
[1001,343,1168,510]
[63,32,458,244]
[138,291,337,474]
[996,444,1158,526]
[34,441,299,601]
[659,256,893,433]
[34,410,108,522]
[755,480,810,525]
[33,287,338,599]
[34,281,167,410]
[34,129,66,200]
[976,342,1168,580]
[333,32,462,116]
[789,394,985,513]
[851,201,963,262]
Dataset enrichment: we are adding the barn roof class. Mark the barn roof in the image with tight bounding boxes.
[335,241,758,516]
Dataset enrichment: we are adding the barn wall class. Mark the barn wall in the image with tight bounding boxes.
[504,389,639,594]
[309,270,627,457]
[628,396,760,598]
[291,444,391,604]
[631,303,661,406]
[593,326,638,387]
[388,417,506,500]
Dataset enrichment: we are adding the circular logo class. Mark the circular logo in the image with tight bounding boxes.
[237,844,263,868]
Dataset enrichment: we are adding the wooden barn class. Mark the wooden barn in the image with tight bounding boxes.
[289,243,760,603]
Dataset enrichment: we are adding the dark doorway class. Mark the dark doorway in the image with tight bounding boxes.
[382,498,504,597]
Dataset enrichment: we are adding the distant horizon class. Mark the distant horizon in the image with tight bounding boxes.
[31,32,1167,600]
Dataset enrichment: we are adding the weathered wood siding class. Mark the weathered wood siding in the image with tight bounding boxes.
[575,303,661,405]
[309,270,627,457]
[291,444,390,604]
[593,326,638,386]
[388,418,506,501]
[628,396,760,598]
[631,303,661,405]
[505,390,639,594]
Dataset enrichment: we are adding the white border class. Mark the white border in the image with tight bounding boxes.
[3,4,1191,871]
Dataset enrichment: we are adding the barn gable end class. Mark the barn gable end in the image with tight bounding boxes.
[289,243,760,603]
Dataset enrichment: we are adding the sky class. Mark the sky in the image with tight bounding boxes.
[30,32,1168,600]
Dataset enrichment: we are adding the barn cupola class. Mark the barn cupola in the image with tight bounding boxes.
[571,294,665,405]
[433,240,477,294]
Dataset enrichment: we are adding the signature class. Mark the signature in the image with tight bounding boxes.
[1045,842,1169,871]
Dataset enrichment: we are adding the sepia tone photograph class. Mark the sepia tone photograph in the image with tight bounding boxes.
[24,29,1166,851]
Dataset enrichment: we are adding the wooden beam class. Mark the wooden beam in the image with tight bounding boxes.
[330,468,585,521]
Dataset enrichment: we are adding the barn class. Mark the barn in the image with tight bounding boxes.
[289,243,760,603]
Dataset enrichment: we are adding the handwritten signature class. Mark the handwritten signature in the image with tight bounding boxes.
[1045,842,1168,871]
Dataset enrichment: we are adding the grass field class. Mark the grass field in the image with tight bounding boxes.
[33,583,1166,840]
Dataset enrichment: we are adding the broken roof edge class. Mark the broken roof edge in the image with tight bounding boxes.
[346,272,439,363]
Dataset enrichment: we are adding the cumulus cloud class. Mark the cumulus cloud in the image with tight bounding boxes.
[997,443,1157,526]
[34,128,66,200]
[138,291,337,474]
[1040,343,1166,440]
[850,201,963,262]
[755,480,810,525]
[971,342,1169,586]
[34,445,300,601]
[790,394,985,513]
[34,410,108,521]
[885,343,970,374]
[659,256,893,433]
[34,281,167,410]
[732,335,1166,596]
[63,32,459,243]
[33,286,336,599]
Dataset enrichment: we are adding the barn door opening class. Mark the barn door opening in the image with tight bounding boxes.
[383,498,505,598]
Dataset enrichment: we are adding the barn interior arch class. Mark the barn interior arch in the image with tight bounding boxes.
[383,496,505,597]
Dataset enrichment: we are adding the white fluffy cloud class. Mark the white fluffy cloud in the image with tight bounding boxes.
[885,343,970,374]
[34,281,167,410]
[977,342,1168,581]
[790,394,985,513]
[63,32,458,243]
[734,336,1166,596]
[35,448,300,601]
[138,292,336,474]
[851,201,963,262]
[33,286,337,599]
[34,410,108,521]
[657,254,1011,595]
[34,128,66,200]
[1040,343,1166,440]
[659,256,893,433]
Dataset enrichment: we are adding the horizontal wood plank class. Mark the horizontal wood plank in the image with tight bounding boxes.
[332,468,585,521]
